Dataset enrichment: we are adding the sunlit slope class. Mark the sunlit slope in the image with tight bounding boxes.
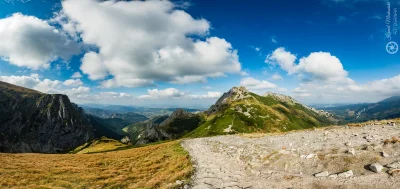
[187,87,333,137]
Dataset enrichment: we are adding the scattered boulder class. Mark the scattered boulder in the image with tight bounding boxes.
[381,151,390,158]
[121,136,131,144]
[338,170,353,178]
[347,148,356,156]
[370,163,383,173]
[345,142,352,146]
[184,184,190,189]
[314,171,329,177]
[176,180,184,185]
[300,154,316,159]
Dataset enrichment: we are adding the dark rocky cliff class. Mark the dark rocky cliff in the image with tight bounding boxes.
[0,81,94,153]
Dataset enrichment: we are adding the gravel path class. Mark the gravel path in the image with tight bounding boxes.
[182,125,400,189]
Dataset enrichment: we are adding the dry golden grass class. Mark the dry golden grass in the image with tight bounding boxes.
[73,137,129,154]
[0,141,192,189]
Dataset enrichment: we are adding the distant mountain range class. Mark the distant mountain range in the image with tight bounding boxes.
[81,105,202,118]
[321,96,400,123]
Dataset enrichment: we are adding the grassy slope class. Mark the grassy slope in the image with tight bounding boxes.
[187,93,331,138]
[159,116,205,138]
[0,141,192,189]
[71,137,129,154]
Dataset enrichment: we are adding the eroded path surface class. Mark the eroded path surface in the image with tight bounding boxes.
[182,125,400,189]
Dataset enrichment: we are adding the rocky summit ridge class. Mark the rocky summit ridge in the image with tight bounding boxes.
[264,92,333,118]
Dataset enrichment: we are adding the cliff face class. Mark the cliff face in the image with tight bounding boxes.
[0,81,94,153]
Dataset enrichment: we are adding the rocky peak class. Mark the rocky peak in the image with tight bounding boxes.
[159,109,193,128]
[170,108,191,118]
[207,86,251,115]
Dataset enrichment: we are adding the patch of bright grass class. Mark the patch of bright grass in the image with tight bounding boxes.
[71,137,129,154]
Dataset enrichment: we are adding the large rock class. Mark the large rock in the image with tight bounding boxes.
[136,122,171,145]
[0,81,93,153]
[338,170,353,178]
[314,171,329,177]
[370,163,383,173]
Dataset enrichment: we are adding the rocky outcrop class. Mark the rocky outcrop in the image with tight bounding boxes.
[207,86,251,115]
[136,122,171,145]
[264,92,299,105]
[126,109,203,145]
[0,81,94,153]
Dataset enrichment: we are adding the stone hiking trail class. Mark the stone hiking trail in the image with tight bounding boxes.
[182,124,400,189]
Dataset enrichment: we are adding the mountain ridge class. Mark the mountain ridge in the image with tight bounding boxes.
[0,81,94,153]
[187,86,334,137]
[322,95,400,123]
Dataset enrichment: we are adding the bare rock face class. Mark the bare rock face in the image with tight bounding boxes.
[136,122,171,145]
[0,81,94,153]
[133,109,202,145]
[207,86,251,115]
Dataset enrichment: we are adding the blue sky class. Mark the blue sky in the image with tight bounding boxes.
[0,0,399,107]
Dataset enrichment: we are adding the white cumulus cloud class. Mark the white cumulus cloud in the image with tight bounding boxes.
[240,77,277,90]
[71,72,82,79]
[0,13,80,70]
[63,79,83,87]
[0,75,90,97]
[55,0,241,88]
[266,47,350,83]
[139,88,186,99]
